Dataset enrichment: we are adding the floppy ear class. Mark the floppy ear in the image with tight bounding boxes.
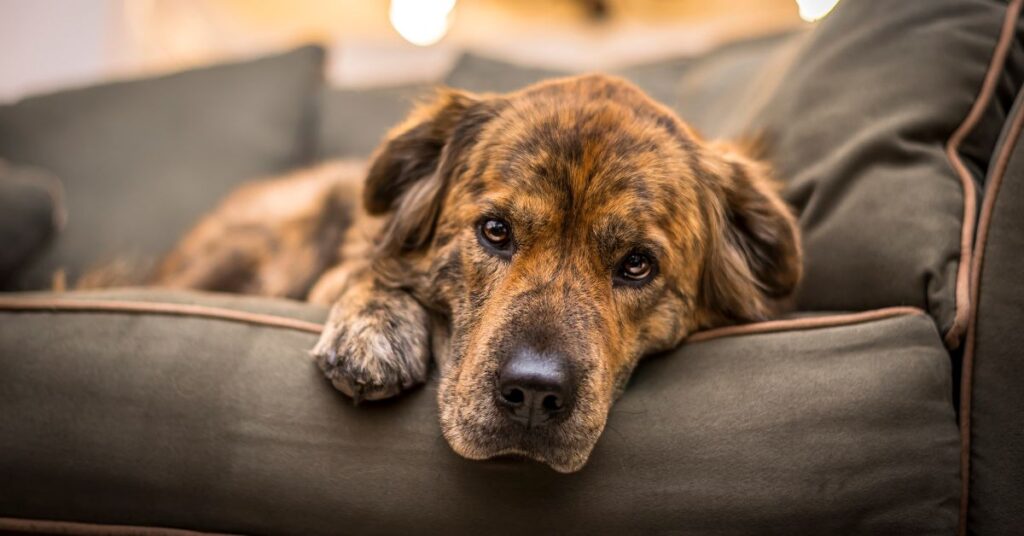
[364,88,489,255]
[700,141,802,325]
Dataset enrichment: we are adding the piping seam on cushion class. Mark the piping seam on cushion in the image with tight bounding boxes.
[958,50,1024,536]
[686,306,926,344]
[0,297,323,334]
[0,297,925,345]
[0,517,237,536]
[943,0,1023,350]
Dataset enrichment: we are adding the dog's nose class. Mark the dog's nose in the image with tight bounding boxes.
[497,346,575,428]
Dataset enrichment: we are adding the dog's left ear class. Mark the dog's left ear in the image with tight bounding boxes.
[699,141,802,325]
[364,88,492,255]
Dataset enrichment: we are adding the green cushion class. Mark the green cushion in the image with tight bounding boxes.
[674,0,1024,345]
[0,289,958,534]
[0,46,326,291]
[317,83,433,159]
[0,160,63,283]
[443,53,569,94]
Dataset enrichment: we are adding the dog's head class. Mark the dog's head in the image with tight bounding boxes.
[364,74,801,472]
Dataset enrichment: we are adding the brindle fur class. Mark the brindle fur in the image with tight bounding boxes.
[145,74,802,473]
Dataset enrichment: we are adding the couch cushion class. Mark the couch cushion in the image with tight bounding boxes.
[674,0,1024,348]
[0,46,325,291]
[314,56,568,160]
[439,33,794,118]
[444,53,569,95]
[317,83,433,159]
[623,32,797,114]
[442,51,701,112]
[0,160,64,283]
[0,290,958,535]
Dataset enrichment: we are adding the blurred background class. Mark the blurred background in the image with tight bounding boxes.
[0,0,839,101]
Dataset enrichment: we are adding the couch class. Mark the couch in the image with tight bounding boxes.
[0,1,1021,534]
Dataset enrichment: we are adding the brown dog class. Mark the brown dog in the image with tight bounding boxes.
[150,74,802,473]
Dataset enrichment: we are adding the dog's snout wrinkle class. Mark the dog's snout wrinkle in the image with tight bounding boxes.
[497,346,575,428]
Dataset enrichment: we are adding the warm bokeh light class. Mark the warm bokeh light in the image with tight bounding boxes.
[389,0,456,47]
[796,0,840,22]
[2,0,805,100]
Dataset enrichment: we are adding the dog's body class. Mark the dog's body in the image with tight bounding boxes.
[146,74,802,472]
[152,159,375,305]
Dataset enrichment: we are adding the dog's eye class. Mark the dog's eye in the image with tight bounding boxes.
[622,254,652,279]
[481,219,511,245]
[615,252,656,286]
[477,218,514,254]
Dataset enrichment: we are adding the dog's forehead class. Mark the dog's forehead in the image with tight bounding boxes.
[467,80,698,228]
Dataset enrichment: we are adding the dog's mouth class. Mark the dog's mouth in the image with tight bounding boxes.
[447,434,595,474]
[439,382,606,474]
[485,453,535,464]
[436,335,612,473]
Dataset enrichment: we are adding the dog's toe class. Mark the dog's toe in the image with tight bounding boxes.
[317,358,407,402]
[312,320,429,402]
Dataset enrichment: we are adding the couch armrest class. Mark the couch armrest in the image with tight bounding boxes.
[962,76,1024,535]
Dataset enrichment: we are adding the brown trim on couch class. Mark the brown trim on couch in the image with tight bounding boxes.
[0,297,324,334]
[943,0,1023,350]
[686,306,925,344]
[0,296,925,345]
[0,517,236,536]
[957,77,1024,536]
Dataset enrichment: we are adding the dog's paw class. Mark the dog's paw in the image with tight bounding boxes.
[312,289,430,402]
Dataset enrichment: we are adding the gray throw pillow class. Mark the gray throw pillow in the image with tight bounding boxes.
[0,45,326,290]
[317,84,434,159]
[674,0,1024,347]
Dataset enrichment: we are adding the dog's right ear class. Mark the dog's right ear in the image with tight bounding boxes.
[364,88,492,255]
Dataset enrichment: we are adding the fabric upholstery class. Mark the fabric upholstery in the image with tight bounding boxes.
[317,84,433,159]
[443,53,569,94]
[0,160,63,283]
[0,290,958,535]
[674,0,1024,346]
[442,50,707,110]
[317,56,568,160]
[963,83,1024,535]
[0,46,325,291]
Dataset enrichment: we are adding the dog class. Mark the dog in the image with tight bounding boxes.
[148,74,802,473]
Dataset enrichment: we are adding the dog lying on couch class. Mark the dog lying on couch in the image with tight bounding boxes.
[145,74,802,473]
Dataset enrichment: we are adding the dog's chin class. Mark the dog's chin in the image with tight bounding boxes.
[436,362,608,474]
[438,397,603,473]
[442,425,595,474]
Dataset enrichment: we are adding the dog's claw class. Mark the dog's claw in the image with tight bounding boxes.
[311,292,431,403]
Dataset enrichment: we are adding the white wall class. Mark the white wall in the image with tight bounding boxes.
[0,0,124,101]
